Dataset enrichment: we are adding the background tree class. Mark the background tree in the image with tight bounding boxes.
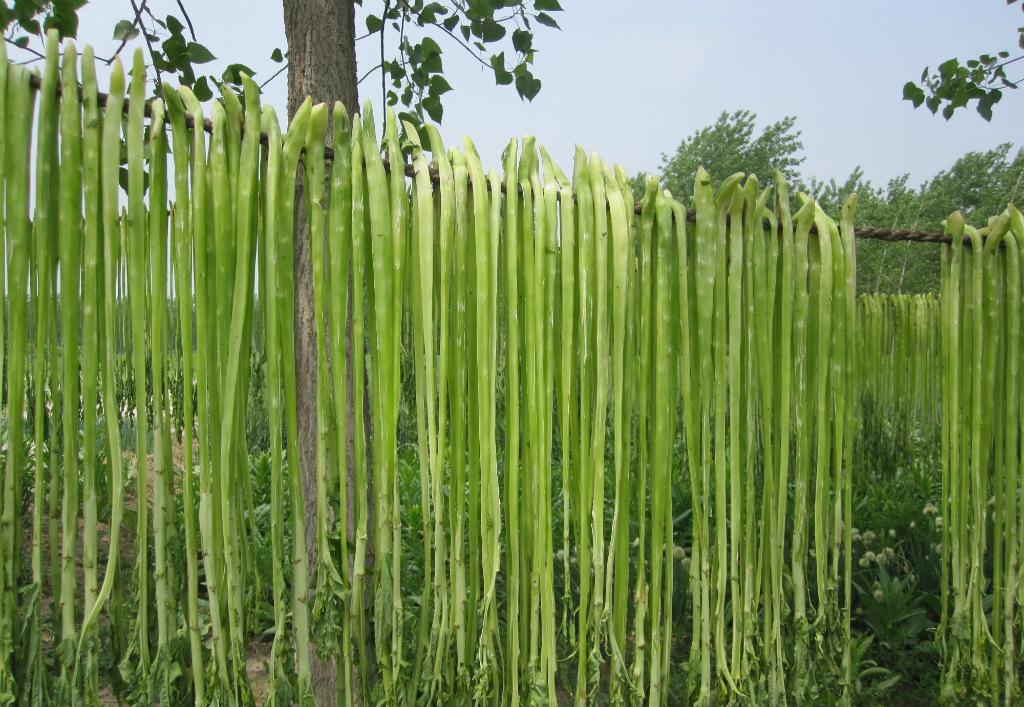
[649,110,1024,295]
[643,109,804,204]
[813,143,1024,293]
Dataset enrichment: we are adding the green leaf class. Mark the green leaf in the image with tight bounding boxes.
[421,45,443,73]
[186,42,216,64]
[366,14,384,32]
[443,15,459,31]
[422,94,443,122]
[45,0,82,38]
[536,12,560,28]
[18,16,41,36]
[534,0,563,10]
[271,48,284,63]
[419,2,447,24]
[512,29,532,53]
[421,36,442,57]
[938,58,959,79]
[430,75,453,95]
[166,14,184,36]
[193,76,213,101]
[222,63,256,84]
[162,34,187,62]
[398,110,421,130]
[515,72,541,100]
[977,90,1002,120]
[112,19,139,41]
[902,82,925,108]
[477,18,506,42]
[468,0,494,18]
[490,52,513,85]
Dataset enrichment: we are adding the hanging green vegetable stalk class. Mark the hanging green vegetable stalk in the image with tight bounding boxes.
[258,102,292,707]
[146,96,178,703]
[347,108,372,701]
[427,123,455,701]
[406,121,438,699]
[119,49,153,699]
[325,102,354,706]
[278,97,315,705]
[572,144,596,705]
[305,101,346,672]
[0,56,34,707]
[0,40,980,705]
[78,45,103,705]
[501,136,523,705]
[26,33,59,704]
[449,145,471,695]
[163,84,207,704]
[360,103,402,702]
[56,40,82,700]
[604,160,631,707]
[937,209,1024,705]
[0,40,10,703]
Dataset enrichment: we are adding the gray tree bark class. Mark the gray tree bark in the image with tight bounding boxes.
[280,2,366,704]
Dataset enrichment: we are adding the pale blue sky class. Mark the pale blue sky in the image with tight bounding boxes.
[12,0,1024,188]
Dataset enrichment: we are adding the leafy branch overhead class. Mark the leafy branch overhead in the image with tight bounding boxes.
[2,0,260,98]
[2,0,561,124]
[362,0,562,126]
[903,0,1024,120]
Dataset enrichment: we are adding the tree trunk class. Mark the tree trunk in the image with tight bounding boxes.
[281,2,365,704]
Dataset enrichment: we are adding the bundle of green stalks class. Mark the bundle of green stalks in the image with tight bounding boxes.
[0,38,870,705]
[857,293,941,430]
[937,208,1024,705]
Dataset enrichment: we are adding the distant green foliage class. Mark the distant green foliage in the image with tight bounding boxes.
[652,109,804,205]
[649,110,1024,295]
[813,143,1024,293]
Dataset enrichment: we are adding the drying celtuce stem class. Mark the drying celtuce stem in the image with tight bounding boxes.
[347,109,371,701]
[27,33,59,703]
[305,100,345,673]
[326,102,354,707]
[163,84,206,704]
[57,41,83,700]
[501,136,522,705]
[147,96,175,703]
[1,59,34,706]
[75,56,126,689]
[78,45,103,704]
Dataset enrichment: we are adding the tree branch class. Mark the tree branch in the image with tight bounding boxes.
[425,20,489,70]
[259,62,288,90]
[175,0,197,40]
[129,0,162,88]
[358,62,383,85]
[4,37,45,59]
[106,0,149,66]
[993,54,1024,73]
